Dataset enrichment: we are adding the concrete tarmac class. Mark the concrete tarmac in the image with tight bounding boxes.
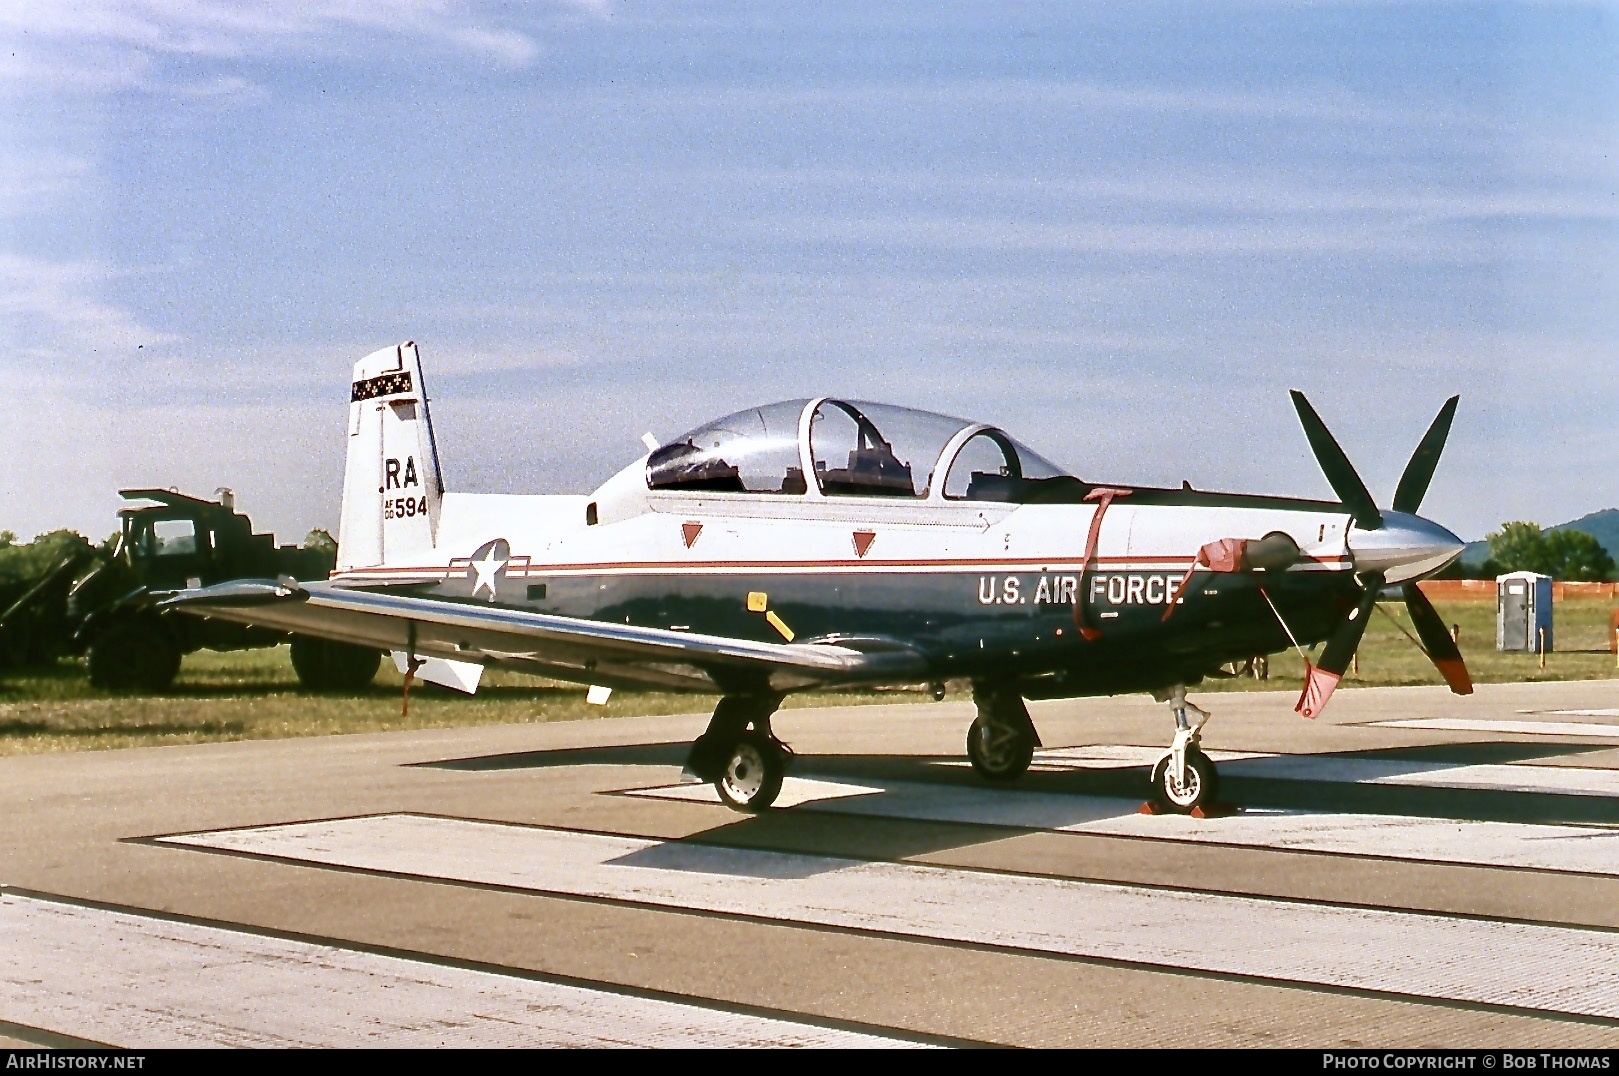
[4,679,1619,1048]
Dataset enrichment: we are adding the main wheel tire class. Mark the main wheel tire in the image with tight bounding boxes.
[967,711,1036,781]
[86,619,182,692]
[714,731,786,812]
[290,635,381,692]
[1149,747,1219,813]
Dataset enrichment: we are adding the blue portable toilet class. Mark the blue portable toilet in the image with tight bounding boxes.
[1497,572,1553,652]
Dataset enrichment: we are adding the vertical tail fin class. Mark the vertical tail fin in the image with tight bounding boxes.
[337,342,445,570]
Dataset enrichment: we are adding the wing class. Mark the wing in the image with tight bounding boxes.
[161,579,926,694]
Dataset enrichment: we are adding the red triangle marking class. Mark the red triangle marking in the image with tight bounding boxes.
[681,521,702,548]
[852,530,876,558]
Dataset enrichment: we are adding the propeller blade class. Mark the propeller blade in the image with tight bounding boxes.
[1401,582,1473,695]
[1318,576,1381,676]
[1391,396,1459,515]
[1289,390,1383,531]
[1296,572,1382,719]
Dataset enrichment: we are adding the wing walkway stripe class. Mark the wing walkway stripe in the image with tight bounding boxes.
[0,892,919,1048]
[626,776,1619,877]
[162,814,1619,1021]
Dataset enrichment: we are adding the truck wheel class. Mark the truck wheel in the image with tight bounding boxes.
[289,635,329,690]
[87,620,181,692]
[325,640,381,691]
[291,635,381,692]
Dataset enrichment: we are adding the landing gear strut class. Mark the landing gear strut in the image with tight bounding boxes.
[966,683,1041,782]
[684,695,792,812]
[1148,685,1219,812]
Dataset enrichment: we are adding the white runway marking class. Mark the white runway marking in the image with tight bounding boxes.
[1003,745,1267,773]
[1372,718,1619,740]
[1029,746,1619,797]
[0,893,915,1048]
[163,814,1619,1020]
[1526,710,1619,719]
[630,777,1619,876]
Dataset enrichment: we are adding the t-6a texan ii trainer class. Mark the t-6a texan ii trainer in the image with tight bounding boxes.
[167,342,1472,814]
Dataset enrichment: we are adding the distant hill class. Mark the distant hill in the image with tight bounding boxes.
[1459,508,1619,567]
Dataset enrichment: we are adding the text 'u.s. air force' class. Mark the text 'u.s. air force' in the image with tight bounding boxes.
[977,573,1186,607]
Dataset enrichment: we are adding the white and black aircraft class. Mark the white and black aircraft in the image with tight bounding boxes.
[167,342,1471,813]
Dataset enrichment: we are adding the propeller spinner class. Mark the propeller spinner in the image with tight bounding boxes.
[1289,392,1472,718]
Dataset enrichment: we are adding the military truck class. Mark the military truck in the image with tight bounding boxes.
[59,489,381,691]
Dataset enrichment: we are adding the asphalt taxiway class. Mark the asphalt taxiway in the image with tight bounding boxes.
[4,679,1619,1047]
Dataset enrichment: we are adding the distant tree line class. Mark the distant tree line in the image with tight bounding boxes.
[0,527,339,587]
[0,530,104,586]
[1463,521,1616,581]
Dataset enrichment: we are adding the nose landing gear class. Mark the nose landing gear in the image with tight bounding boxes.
[1147,685,1220,813]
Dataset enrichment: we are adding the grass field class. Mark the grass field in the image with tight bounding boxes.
[1,596,1613,756]
[1198,594,1619,694]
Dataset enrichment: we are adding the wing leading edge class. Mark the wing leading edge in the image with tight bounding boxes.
[161,580,926,694]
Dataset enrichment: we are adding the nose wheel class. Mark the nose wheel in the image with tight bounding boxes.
[1147,686,1221,814]
[1150,742,1219,810]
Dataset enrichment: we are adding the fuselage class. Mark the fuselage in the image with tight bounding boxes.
[328,392,1464,699]
[332,481,1376,699]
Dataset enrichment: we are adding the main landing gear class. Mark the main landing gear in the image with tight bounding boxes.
[1147,685,1220,813]
[684,695,793,812]
[967,683,1041,782]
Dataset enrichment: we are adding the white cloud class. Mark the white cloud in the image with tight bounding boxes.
[0,0,543,97]
[616,77,1467,131]
[0,150,93,210]
[0,253,182,359]
[752,213,1495,260]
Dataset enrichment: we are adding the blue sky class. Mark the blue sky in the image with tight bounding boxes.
[2,1,1615,543]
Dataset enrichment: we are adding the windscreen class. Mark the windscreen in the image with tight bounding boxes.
[943,429,1069,500]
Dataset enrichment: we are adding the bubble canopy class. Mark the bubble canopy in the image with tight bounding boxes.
[645,399,1072,501]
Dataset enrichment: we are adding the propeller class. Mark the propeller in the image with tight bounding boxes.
[1288,392,1472,718]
